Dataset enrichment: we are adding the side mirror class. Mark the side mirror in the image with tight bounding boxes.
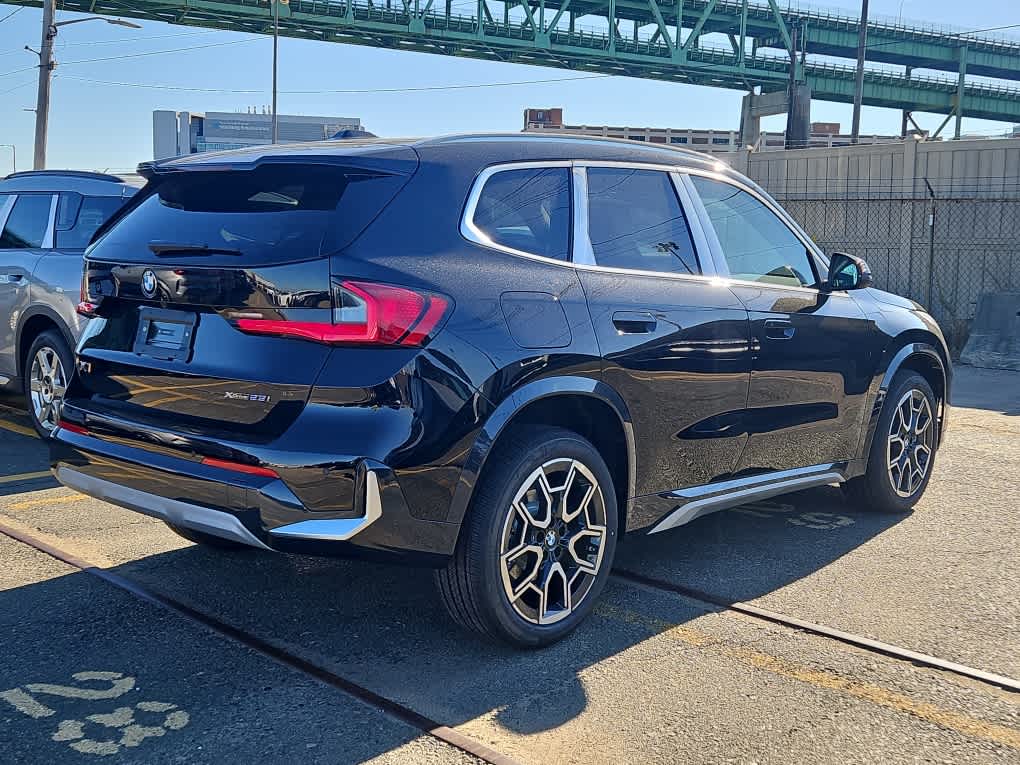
[827,252,873,291]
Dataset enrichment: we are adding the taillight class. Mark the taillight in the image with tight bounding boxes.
[77,273,98,317]
[233,280,450,347]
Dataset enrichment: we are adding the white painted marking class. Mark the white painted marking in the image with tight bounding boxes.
[6,672,189,757]
[53,702,189,756]
[26,670,135,700]
[0,688,56,718]
[788,511,856,530]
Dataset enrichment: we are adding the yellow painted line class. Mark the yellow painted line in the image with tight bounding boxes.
[0,419,38,438]
[0,470,52,485]
[598,604,1020,750]
[7,494,85,511]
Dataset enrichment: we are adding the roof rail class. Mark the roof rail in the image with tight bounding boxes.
[3,169,127,183]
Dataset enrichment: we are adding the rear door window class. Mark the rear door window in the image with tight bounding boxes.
[469,167,572,260]
[91,164,408,265]
[56,194,127,249]
[585,168,700,275]
[0,194,53,249]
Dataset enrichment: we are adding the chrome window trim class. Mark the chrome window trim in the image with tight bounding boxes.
[42,193,58,248]
[462,158,851,291]
[571,166,596,266]
[0,194,16,234]
[680,167,851,298]
[460,161,575,263]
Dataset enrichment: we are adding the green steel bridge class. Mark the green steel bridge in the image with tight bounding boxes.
[7,0,1020,126]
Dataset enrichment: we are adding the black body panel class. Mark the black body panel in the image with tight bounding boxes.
[52,135,951,565]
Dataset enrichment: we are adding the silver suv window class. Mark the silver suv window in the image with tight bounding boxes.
[586,168,700,275]
[0,194,53,250]
[468,167,572,261]
[691,176,817,289]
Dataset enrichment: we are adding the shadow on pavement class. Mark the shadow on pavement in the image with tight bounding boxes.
[58,484,905,742]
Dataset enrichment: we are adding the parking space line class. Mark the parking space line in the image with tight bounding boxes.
[7,494,85,510]
[0,419,38,438]
[614,568,1020,693]
[597,603,1020,751]
[0,471,52,485]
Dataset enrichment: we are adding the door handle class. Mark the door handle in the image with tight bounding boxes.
[763,318,795,340]
[0,273,24,284]
[612,311,657,334]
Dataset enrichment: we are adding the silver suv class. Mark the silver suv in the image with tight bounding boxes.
[0,170,138,436]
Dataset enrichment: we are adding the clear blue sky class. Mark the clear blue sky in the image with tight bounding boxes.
[0,0,1016,172]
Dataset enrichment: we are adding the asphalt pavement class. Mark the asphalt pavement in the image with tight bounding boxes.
[0,367,1018,764]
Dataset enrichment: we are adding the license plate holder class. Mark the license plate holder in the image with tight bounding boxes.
[133,307,197,362]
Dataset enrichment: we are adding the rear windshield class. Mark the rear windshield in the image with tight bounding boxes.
[90,164,407,264]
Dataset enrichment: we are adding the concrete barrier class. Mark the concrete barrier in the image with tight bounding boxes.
[960,292,1020,371]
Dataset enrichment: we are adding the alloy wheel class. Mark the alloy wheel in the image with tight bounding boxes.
[499,458,608,626]
[29,346,67,434]
[887,388,934,498]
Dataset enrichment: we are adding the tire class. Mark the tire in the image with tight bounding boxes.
[435,426,619,647]
[844,371,938,513]
[164,522,251,550]
[24,329,74,439]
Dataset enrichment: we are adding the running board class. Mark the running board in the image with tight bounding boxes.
[648,463,846,535]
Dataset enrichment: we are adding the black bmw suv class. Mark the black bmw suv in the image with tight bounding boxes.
[53,135,950,646]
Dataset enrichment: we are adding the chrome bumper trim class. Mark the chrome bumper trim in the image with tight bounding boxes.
[55,466,272,551]
[269,470,383,542]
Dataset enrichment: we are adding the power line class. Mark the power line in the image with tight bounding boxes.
[0,7,24,24]
[61,72,611,94]
[58,37,256,65]
[0,37,257,78]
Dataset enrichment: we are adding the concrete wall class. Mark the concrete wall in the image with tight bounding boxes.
[719,137,1020,199]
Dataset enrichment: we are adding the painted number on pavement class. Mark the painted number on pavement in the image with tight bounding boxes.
[1,671,189,757]
[734,501,856,530]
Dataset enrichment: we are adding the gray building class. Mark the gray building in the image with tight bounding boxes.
[522,108,905,153]
[153,110,363,159]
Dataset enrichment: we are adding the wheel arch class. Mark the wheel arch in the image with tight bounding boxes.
[448,377,636,537]
[857,335,950,471]
[16,305,76,379]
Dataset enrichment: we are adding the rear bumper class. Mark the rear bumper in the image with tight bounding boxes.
[51,427,460,565]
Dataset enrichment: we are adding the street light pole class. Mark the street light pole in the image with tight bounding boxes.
[30,10,141,169]
[0,145,15,174]
[272,0,279,144]
[850,0,869,144]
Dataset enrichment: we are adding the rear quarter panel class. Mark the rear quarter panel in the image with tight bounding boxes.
[325,145,605,525]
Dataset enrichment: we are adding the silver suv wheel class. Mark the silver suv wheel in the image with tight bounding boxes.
[887,388,934,498]
[499,458,608,626]
[29,345,67,434]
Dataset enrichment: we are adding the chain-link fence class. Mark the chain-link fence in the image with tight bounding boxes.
[771,193,1020,355]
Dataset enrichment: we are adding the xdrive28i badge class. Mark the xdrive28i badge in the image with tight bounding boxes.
[141,269,158,299]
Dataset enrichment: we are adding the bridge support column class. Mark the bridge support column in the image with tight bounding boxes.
[955,45,968,139]
[786,82,811,149]
[739,89,798,149]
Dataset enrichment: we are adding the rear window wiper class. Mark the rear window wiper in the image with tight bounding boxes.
[148,242,243,256]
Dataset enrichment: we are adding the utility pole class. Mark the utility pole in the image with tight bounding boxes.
[851,0,869,143]
[33,0,56,170]
[272,0,280,143]
[30,9,140,169]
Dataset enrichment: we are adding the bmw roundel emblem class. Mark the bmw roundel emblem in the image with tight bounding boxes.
[141,269,158,299]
